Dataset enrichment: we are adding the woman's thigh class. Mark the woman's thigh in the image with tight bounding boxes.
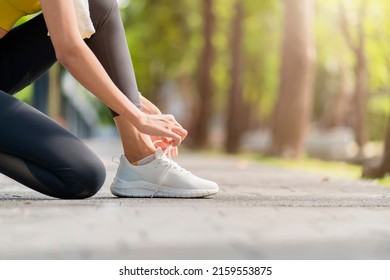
[0,14,56,94]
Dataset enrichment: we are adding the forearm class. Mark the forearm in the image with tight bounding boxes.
[58,42,142,123]
[41,0,141,124]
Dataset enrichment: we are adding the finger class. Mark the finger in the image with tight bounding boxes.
[163,114,183,128]
[161,130,181,147]
[166,114,175,121]
[153,122,182,147]
[170,137,181,147]
[170,147,179,157]
[181,128,188,141]
[172,127,187,142]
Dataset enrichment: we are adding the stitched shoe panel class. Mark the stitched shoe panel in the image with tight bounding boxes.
[110,147,219,198]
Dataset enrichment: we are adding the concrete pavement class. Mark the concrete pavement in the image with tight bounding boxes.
[1,139,390,259]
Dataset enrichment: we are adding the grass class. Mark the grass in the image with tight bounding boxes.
[248,154,390,187]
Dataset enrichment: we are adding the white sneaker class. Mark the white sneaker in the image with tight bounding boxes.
[110,147,219,198]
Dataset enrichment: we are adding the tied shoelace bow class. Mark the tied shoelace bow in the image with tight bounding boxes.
[151,146,190,198]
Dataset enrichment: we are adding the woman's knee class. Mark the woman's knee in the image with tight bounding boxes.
[64,156,106,199]
[79,156,106,197]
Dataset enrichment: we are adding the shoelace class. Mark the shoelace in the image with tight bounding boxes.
[150,146,190,198]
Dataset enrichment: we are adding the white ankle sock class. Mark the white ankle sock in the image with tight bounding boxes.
[132,153,155,166]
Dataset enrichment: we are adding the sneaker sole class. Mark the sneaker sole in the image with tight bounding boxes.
[110,179,218,198]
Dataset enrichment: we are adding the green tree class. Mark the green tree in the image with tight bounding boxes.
[122,0,199,102]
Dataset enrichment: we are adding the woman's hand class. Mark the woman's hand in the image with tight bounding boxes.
[151,136,179,157]
[140,94,180,155]
[134,112,187,147]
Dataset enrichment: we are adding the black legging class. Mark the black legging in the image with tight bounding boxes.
[0,0,141,199]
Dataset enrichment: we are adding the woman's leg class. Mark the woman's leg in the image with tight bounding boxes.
[0,15,105,199]
[86,0,156,163]
[0,91,106,199]
[0,14,56,94]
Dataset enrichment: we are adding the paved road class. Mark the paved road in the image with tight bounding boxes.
[1,139,390,260]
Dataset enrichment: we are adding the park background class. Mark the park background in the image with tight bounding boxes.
[17,0,390,184]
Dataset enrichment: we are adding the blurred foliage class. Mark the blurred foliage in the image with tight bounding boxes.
[121,0,200,101]
[16,85,33,104]
[121,0,282,119]
[121,0,389,139]
[368,95,390,140]
[14,0,389,145]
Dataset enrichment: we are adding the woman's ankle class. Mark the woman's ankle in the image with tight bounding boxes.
[114,115,156,163]
[125,146,156,163]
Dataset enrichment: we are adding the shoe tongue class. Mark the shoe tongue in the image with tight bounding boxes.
[155,147,165,159]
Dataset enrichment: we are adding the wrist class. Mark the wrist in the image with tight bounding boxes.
[143,107,161,115]
[133,110,146,128]
[122,105,144,123]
